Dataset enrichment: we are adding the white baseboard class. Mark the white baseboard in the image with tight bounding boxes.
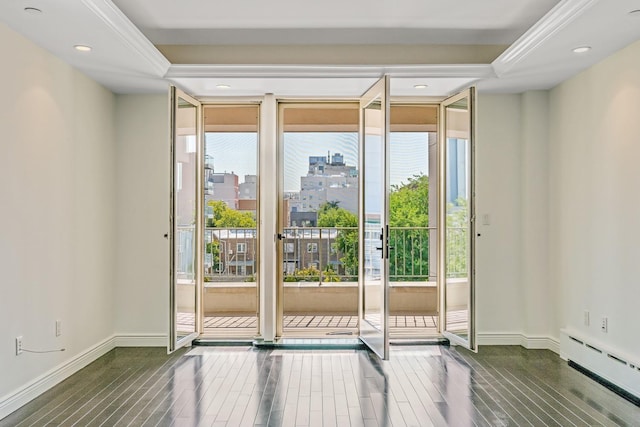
[476,333,523,346]
[114,334,167,347]
[0,334,168,420]
[522,335,560,354]
[477,333,560,354]
[0,335,117,420]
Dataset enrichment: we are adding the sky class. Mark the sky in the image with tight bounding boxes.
[205,132,430,193]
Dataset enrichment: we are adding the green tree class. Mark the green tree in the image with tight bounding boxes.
[389,174,430,280]
[206,200,256,228]
[389,174,429,227]
[205,200,255,280]
[318,205,357,228]
[205,240,221,279]
[445,198,468,278]
[317,203,358,278]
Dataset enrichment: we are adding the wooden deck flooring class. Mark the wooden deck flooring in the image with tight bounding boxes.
[2,345,639,426]
[180,314,446,338]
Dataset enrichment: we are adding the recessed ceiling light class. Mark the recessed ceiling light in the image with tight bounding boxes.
[24,7,42,14]
[74,45,92,52]
[216,84,231,89]
[572,46,591,54]
[414,84,428,89]
[629,9,640,17]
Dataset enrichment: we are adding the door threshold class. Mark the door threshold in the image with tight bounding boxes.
[390,337,450,346]
[253,338,365,350]
[193,338,254,347]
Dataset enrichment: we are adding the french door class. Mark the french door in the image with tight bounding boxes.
[440,87,476,350]
[359,76,391,360]
[166,83,475,356]
[169,87,202,352]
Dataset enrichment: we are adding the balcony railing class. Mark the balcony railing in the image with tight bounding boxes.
[205,228,257,282]
[174,226,468,284]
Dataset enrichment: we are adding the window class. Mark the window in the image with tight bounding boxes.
[237,243,246,254]
[307,243,318,253]
[284,243,295,254]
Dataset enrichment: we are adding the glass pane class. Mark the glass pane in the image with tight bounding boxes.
[360,77,388,359]
[363,101,384,330]
[203,105,259,337]
[444,96,471,341]
[175,97,197,340]
[388,104,439,338]
[281,105,359,337]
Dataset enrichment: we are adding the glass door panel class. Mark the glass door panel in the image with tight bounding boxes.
[202,105,259,337]
[388,105,439,339]
[278,103,359,338]
[441,88,475,350]
[359,76,390,359]
[170,87,201,352]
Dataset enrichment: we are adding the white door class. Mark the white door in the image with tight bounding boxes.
[169,87,202,352]
[359,76,390,360]
[440,87,476,350]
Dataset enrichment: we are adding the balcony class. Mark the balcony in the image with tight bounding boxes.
[176,226,468,336]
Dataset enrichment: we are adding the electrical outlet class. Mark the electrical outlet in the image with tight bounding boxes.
[584,310,590,326]
[56,320,62,337]
[601,317,608,333]
[16,336,23,355]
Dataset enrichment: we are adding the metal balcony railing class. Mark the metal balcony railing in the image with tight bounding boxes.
[175,226,468,284]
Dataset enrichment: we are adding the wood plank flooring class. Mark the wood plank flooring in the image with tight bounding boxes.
[2,345,639,426]
[194,315,443,338]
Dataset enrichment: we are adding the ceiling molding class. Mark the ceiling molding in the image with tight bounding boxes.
[166,64,495,79]
[82,0,171,77]
[492,0,599,76]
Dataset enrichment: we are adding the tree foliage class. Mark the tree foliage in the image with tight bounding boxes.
[388,175,430,280]
[206,200,256,228]
[283,265,341,282]
[318,203,357,228]
[389,174,429,227]
[445,198,468,278]
[317,203,358,277]
[205,240,221,279]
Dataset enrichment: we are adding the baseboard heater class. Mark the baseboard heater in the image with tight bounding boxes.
[561,330,640,407]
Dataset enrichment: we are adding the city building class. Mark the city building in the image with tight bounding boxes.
[205,171,238,209]
[239,174,257,200]
[299,152,358,214]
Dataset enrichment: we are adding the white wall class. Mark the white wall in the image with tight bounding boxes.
[0,23,116,399]
[520,91,554,340]
[475,94,524,338]
[475,40,640,356]
[114,95,169,340]
[549,40,640,359]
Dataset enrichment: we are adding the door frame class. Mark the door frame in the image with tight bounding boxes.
[358,76,391,360]
[167,85,477,354]
[439,87,476,351]
[169,86,203,352]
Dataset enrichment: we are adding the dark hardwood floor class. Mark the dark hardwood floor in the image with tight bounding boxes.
[2,345,639,426]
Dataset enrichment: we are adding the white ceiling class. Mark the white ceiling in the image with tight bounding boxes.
[1,0,639,97]
[114,0,559,45]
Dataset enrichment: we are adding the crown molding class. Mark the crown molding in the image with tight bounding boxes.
[166,64,495,79]
[492,0,599,76]
[82,0,171,77]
